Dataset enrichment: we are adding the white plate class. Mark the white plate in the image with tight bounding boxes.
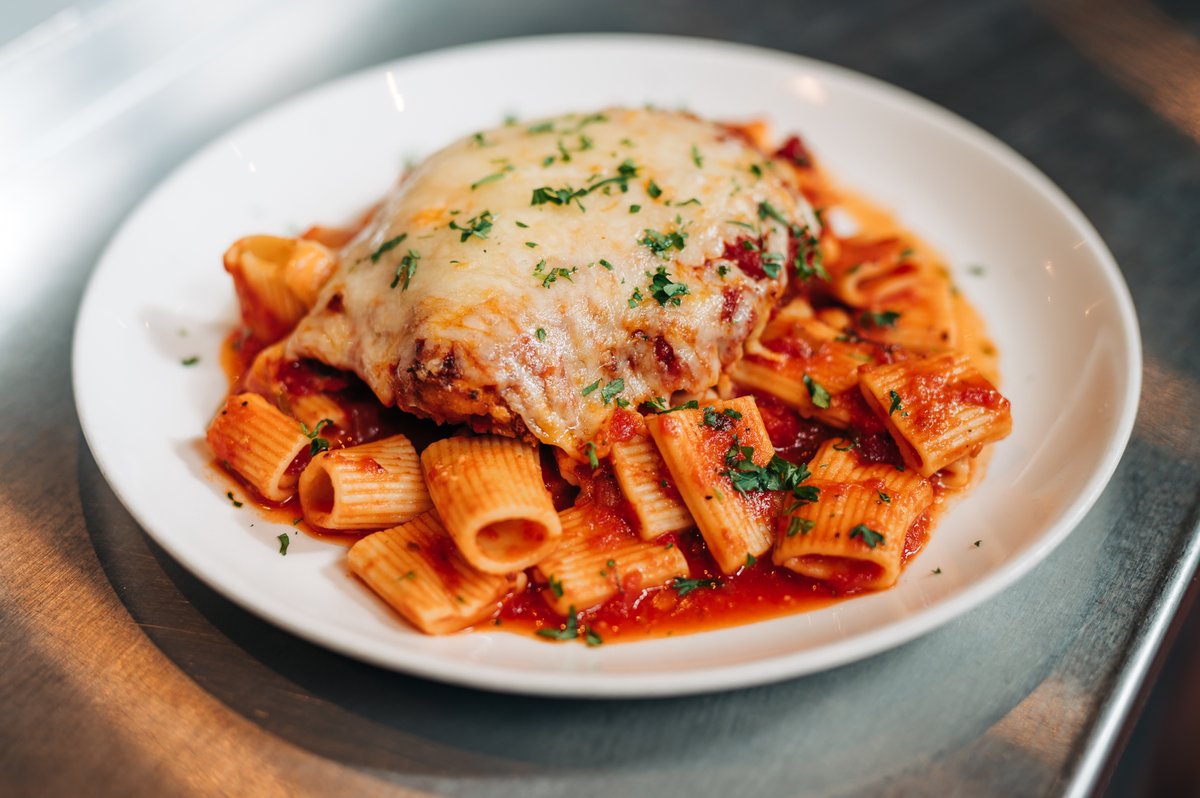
[73,35,1141,697]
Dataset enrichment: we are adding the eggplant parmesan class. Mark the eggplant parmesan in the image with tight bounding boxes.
[283,108,818,456]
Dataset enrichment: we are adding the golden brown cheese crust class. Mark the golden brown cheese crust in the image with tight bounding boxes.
[284,107,817,454]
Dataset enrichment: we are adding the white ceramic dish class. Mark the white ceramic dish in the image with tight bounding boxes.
[73,34,1141,698]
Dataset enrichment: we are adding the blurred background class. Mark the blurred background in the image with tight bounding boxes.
[2,1,1197,796]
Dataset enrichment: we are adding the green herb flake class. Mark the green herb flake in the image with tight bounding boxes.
[787,517,815,537]
[585,441,599,470]
[878,491,891,503]
[181,356,200,367]
[581,379,601,396]
[525,241,539,248]
[932,567,943,575]
[888,390,903,416]
[646,266,689,306]
[226,491,243,508]
[860,310,901,329]
[369,233,408,263]
[600,378,625,405]
[536,606,579,640]
[277,532,290,555]
[548,576,565,598]
[803,374,831,409]
[672,577,721,597]
[599,258,614,271]
[690,144,703,167]
[646,398,699,414]
[534,328,547,342]
[974,540,982,548]
[849,524,885,549]
[745,553,756,567]
[832,437,857,451]
[584,628,604,647]
[448,210,494,242]
[646,180,663,199]
[515,220,529,228]
[300,418,334,457]
[389,249,421,290]
[628,288,644,308]
[629,204,641,214]
[470,166,512,190]
[526,120,555,134]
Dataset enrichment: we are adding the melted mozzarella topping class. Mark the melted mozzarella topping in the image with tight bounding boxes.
[286,107,816,454]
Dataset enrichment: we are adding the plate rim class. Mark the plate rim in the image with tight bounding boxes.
[72,32,1143,698]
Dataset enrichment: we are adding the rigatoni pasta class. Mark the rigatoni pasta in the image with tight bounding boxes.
[204,108,1014,644]
[299,434,431,530]
[421,436,562,575]
[206,392,310,503]
[348,511,525,634]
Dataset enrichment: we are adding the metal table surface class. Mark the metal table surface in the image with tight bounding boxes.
[2,1,1197,796]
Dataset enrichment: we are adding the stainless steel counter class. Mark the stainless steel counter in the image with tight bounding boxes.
[3,1,1198,796]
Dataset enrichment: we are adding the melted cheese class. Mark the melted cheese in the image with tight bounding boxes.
[285,107,816,454]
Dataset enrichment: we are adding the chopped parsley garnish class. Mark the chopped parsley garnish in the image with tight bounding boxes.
[300,418,333,457]
[584,628,604,647]
[629,204,641,214]
[525,241,538,248]
[586,159,639,194]
[226,491,243,508]
[600,379,625,405]
[794,226,828,281]
[888,390,903,416]
[701,406,742,431]
[471,132,487,146]
[850,524,884,548]
[534,259,576,288]
[787,517,815,537]
[690,144,703,167]
[721,439,813,495]
[878,491,891,503]
[745,553,756,567]
[899,247,915,259]
[757,200,790,227]
[646,180,663,199]
[448,210,494,241]
[832,437,857,451]
[860,310,901,329]
[646,266,689,306]
[389,249,420,290]
[514,220,529,228]
[548,576,564,598]
[581,379,601,396]
[535,327,547,341]
[749,163,763,178]
[646,398,699,414]
[181,356,199,366]
[599,258,614,271]
[369,233,408,264]
[277,533,290,555]
[526,121,555,134]
[531,185,587,209]
[803,374,831,409]
[672,577,721,597]
[585,442,599,470]
[760,251,785,279]
[470,166,512,190]
[536,606,579,640]
[974,540,982,548]
[932,567,943,575]
[628,288,644,308]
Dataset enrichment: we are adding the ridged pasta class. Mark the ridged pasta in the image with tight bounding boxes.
[859,352,1012,477]
[224,235,337,342]
[421,435,562,574]
[206,392,309,502]
[774,441,933,591]
[347,511,525,634]
[645,396,776,574]
[731,316,879,428]
[610,431,694,540]
[534,505,688,616]
[299,434,432,530]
